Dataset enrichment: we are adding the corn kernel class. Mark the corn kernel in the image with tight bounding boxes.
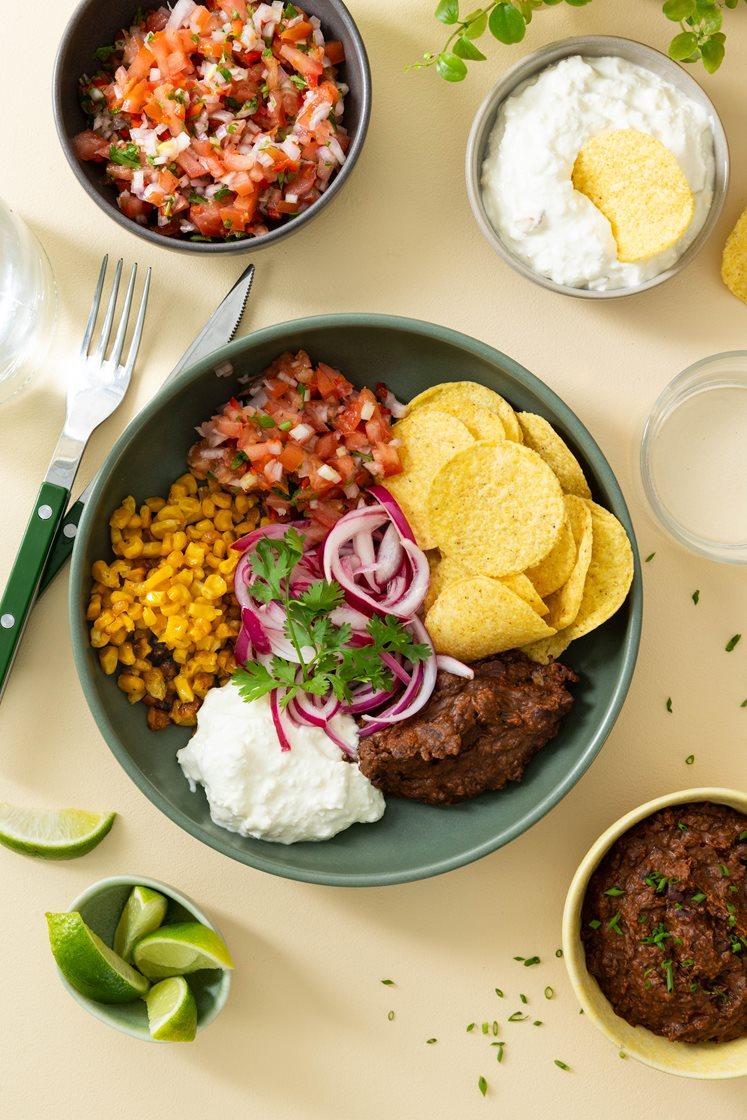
[118,642,136,666]
[98,647,118,675]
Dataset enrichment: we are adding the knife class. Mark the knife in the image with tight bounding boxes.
[37,262,255,596]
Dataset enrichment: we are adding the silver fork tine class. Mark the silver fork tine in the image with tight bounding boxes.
[92,257,123,363]
[79,255,109,358]
[123,267,152,375]
[107,263,138,370]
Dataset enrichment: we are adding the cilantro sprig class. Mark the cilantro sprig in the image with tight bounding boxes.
[232,531,430,708]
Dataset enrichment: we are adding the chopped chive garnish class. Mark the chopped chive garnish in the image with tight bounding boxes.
[533,1019,543,1026]
[739,830,747,840]
[492,1041,505,1062]
[523,956,540,967]
[380,979,395,986]
[513,955,525,962]
[278,420,293,431]
[666,697,673,713]
[588,919,601,930]
[691,589,700,604]
[387,1010,394,1021]
[604,886,625,896]
[544,986,554,999]
[426,1038,437,1045]
[691,891,706,903]
[519,994,527,1004]
[555,948,563,958]
[725,633,742,652]
[482,1022,489,1035]
[478,1075,488,1097]
[741,701,747,709]
[607,912,623,935]
[619,1050,628,1059]
[494,988,504,998]
[677,822,688,831]
[720,863,731,877]
[644,552,655,562]
[661,959,674,992]
[508,1012,528,1022]
[685,754,695,765]
[554,1060,571,1071]
[492,1020,499,1036]
[466,1022,475,1032]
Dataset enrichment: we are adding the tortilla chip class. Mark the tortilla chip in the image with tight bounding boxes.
[426,577,555,661]
[525,509,576,598]
[562,500,633,642]
[522,631,573,665]
[428,441,565,577]
[501,573,549,617]
[420,400,506,443]
[424,553,468,613]
[383,410,473,550]
[572,128,694,263]
[517,413,591,499]
[408,381,523,442]
[721,204,747,304]
[543,494,593,631]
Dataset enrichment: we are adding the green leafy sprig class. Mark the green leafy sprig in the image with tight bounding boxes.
[412,0,744,82]
[232,530,430,708]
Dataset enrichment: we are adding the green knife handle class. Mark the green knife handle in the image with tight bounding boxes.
[0,481,69,699]
[37,497,85,596]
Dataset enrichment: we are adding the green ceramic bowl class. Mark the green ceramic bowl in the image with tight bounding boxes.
[57,875,231,1040]
[70,314,642,886]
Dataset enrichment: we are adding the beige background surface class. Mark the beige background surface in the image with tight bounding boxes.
[1,1,746,1116]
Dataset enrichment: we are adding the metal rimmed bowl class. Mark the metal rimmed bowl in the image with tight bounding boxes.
[562,788,747,1079]
[70,314,642,887]
[52,0,371,254]
[465,35,729,300]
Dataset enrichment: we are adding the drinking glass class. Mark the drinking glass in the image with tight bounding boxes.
[0,200,57,406]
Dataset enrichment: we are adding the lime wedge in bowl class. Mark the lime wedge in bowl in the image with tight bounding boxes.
[0,803,115,859]
[146,977,197,1041]
[114,885,168,962]
[133,921,234,979]
[46,912,150,1003]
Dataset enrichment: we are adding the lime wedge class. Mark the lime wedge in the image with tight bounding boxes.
[114,886,168,963]
[46,912,150,1003]
[146,977,197,1042]
[133,921,234,980]
[0,803,115,860]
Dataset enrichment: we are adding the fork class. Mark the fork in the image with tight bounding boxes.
[0,255,150,700]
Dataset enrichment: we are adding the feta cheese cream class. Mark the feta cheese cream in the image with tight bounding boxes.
[481,55,715,290]
[177,681,385,844]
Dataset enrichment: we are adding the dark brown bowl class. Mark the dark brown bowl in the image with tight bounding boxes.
[52,0,371,253]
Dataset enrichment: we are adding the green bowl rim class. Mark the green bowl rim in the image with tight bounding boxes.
[57,873,232,1041]
[70,312,643,887]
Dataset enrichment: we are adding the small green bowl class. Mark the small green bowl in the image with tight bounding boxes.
[55,875,232,1041]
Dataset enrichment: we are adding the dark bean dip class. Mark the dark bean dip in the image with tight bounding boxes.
[581,802,747,1044]
[357,651,577,805]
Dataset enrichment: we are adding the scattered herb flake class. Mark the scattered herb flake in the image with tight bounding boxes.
[494,988,504,998]
[533,1019,544,1026]
[645,552,655,563]
[519,994,528,1004]
[466,1022,475,1032]
[691,891,706,903]
[725,634,742,652]
[508,1012,528,1022]
[685,754,695,765]
[387,1010,394,1021]
[666,697,673,713]
[426,1038,438,1045]
[555,948,564,958]
[604,886,625,896]
[691,589,700,604]
[523,956,540,967]
[381,979,395,986]
[478,1075,488,1097]
[544,986,554,999]
[554,1060,571,1071]
[607,912,623,936]
[662,959,675,992]
[588,919,601,930]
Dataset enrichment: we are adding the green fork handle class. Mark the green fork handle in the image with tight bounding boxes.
[37,496,85,596]
[0,481,69,699]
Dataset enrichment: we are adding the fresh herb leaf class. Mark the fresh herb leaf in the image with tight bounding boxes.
[477,1075,488,1097]
[109,143,140,168]
[94,44,116,63]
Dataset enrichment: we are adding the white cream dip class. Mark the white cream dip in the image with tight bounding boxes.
[481,55,715,290]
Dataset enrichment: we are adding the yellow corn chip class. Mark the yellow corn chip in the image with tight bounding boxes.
[517,413,591,499]
[407,381,523,442]
[525,509,576,598]
[721,204,747,304]
[428,441,565,577]
[501,573,549,617]
[572,128,694,263]
[522,631,573,665]
[562,500,633,642]
[384,410,473,550]
[543,494,593,631]
[420,400,505,443]
[425,577,555,661]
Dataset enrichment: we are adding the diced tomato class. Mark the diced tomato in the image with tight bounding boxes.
[280,20,313,42]
[315,432,340,460]
[189,202,224,238]
[314,363,353,400]
[279,444,305,472]
[373,444,401,476]
[122,78,149,113]
[176,148,206,178]
[344,430,370,452]
[73,129,110,161]
[334,395,364,436]
[278,43,324,85]
[117,191,151,223]
[325,41,345,65]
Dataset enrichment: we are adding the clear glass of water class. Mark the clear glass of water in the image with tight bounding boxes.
[641,351,747,564]
[0,199,57,406]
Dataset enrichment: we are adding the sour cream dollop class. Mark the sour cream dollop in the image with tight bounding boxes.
[481,55,715,290]
[177,682,385,844]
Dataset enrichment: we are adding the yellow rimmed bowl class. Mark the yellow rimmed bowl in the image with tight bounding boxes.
[562,787,747,1079]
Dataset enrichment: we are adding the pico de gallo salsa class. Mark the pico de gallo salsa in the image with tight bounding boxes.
[74,1,349,241]
[188,350,404,532]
